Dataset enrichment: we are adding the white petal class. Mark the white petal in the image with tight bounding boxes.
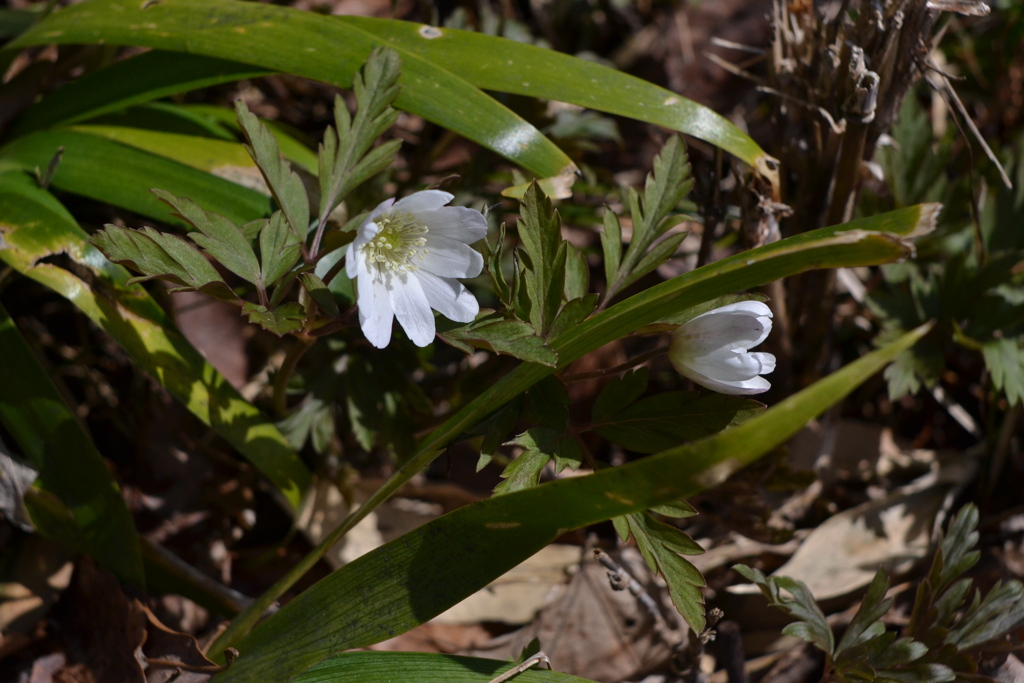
[392,190,454,214]
[677,310,771,353]
[417,206,488,243]
[685,349,766,382]
[419,235,484,279]
[389,271,436,346]
[674,361,772,395]
[356,265,395,348]
[415,270,479,323]
[696,301,772,318]
[364,197,396,223]
[345,241,359,278]
[750,352,776,375]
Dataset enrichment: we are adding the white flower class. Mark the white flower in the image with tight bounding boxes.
[346,190,487,348]
[668,301,777,395]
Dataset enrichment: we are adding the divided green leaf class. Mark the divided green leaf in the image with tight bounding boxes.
[235,100,310,244]
[494,427,583,496]
[258,211,303,287]
[439,315,557,366]
[617,512,706,632]
[91,224,237,302]
[517,181,567,336]
[242,302,305,336]
[318,47,402,224]
[152,188,261,285]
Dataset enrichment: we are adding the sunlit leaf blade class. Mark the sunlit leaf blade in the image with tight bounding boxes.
[291,652,594,682]
[217,325,931,682]
[0,303,144,587]
[10,0,575,182]
[0,171,311,510]
[0,129,272,227]
[344,17,769,171]
[209,203,940,656]
[8,51,270,136]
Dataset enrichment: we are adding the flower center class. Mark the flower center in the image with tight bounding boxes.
[364,211,429,274]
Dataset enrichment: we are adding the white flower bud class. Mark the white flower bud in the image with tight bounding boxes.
[668,301,777,395]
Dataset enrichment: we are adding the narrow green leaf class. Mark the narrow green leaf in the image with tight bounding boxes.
[0,129,272,228]
[0,171,311,510]
[235,100,309,242]
[0,304,144,587]
[8,51,271,136]
[152,188,261,284]
[616,230,688,294]
[10,0,575,182]
[215,325,932,682]
[291,652,595,682]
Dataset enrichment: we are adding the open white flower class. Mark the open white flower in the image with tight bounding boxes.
[346,190,487,348]
[668,301,777,395]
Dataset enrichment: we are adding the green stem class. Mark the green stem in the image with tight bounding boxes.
[272,335,314,418]
[560,345,669,383]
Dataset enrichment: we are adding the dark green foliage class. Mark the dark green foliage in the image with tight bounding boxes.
[517,181,567,337]
[588,368,764,453]
[739,504,1024,682]
[438,315,557,366]
[614,512,706,633]
[602,135,694,303]
[317,47,402,226]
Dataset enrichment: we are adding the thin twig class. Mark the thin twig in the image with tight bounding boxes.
[561,346,669,383]
[272,335,315,417]
[487,652,551,683]
[593,549,676,646]
[756,85,846,135]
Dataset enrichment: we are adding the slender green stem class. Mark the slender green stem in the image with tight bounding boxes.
[272,335,315,418]
[561,346,669,383]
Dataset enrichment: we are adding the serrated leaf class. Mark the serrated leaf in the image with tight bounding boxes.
[548,294,598,341]
[529,376,570,431]
[617,136,692,279]
[259,211,302,286]
[620,512,705,632]
[235,100,309,243]
[152,188,261,285]
[439,316,557,366]
[616,230,687,293]
[319,48,402,223]
[601,209,622,292]
[474,397,524,472]
[982,337,1024,406]
[493,443,549,496]
[518,182,566,337]
[836,570,893,654]
[242,302,305,336]
[735,564,834,655]
[495,426,581,495]
[91,224,238,301]
[299,272,340,317]
[592,367,649,423]
[591,391,765,453]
